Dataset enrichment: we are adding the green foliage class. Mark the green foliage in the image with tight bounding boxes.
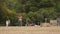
[0,0,60,26]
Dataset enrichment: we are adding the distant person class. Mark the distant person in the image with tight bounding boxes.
[6,19,10,27]
[57,16,60,26]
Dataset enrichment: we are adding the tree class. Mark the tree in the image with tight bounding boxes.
[0,0,59,26]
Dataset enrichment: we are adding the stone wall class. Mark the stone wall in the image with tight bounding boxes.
[50,20,58,26]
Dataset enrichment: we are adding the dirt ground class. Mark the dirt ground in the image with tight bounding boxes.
[0,26,60,34]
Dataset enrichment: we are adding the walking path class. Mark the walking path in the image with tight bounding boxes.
[0,26,60,34]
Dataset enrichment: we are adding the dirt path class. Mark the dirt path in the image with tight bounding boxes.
[0,26,60,34]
